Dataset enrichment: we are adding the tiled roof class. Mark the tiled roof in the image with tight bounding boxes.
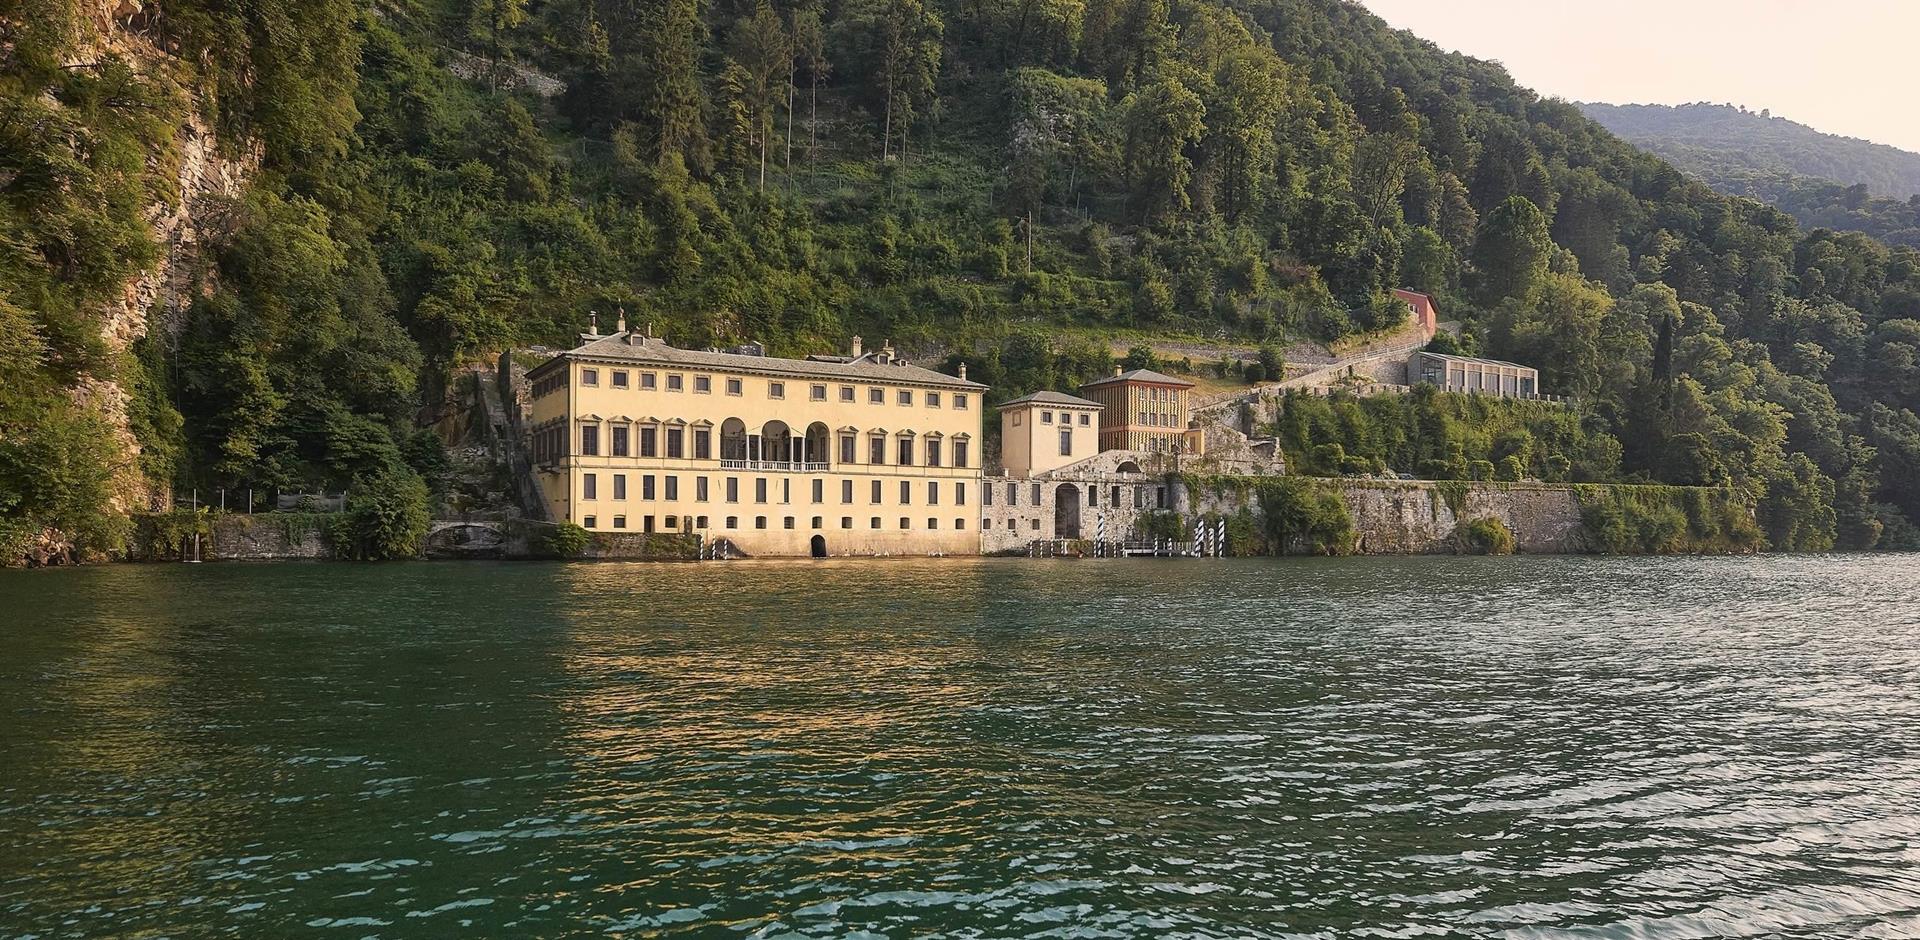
[998,390,1103,408]
[534,333,988,390]
[1078,368,1196,389]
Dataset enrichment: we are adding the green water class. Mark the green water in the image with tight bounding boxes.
[3,555,1919,938]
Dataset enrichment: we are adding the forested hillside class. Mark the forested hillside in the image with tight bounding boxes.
[6,0,1920,561]
[1582,101,1920,247]
[1582,102,1920,199]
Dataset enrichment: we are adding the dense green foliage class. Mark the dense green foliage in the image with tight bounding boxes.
[1572,484,1765,554]
[8,0,1920,557]
[330,467,433,559]
[541,520,592,557]
[1192,476,1354,555]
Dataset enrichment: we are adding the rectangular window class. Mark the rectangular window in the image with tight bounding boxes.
[900,480,912,504]
[583,515,596,528]
[666,428,684,458]
[726,477,739,502]
[694,429,712,459]
[810,384,827,401]
[841,517,853,529]
[641,475,656,500]
[755,516,767,529]
[984,483,993,506]
[900,517,911,529]
[955,518,966,530]
[897,389,912,405]
[956,483,966,506]
[1012,412,1023,427]
[667,374,684,392]
[870,436,887,465]
[1078,413,1089,426]
[841,479,853,503]
[811,479,824,503]
[769,382,785,399]
[927,518,938,530]
[897,437,913,466]
[871,480,882,503]
[1032,483,1042,504]
[613,474,627,500]
[840,435,855,464]
[665,476,678,500]
[1042,412,1054,424]
[926,391,941,407]
[1007,482,1018,505]
[613,515,626,529]
[639,426,657,457]
[840,386,855,402]
[954,440,969,468]
[696,477,709,501]
[954,394,968,410]
[1060,429,1073,456]
[871,517,882,529]
[928,482,939,505]
[727,377,743,395]
[725,516,738,529]
[926,439,942,467]
[783,516,796,529]
[581,368,599,386]
[612,370,629,389]
[611,426,630,457]
[695,375,712,393]
[756,478,768,503]
[782,479,791,503]
[580,426,599,456]
[869,387,885,404]
[640,372,656,390]
[583,473,598,500]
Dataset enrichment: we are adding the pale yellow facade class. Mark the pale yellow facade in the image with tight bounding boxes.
[525,332,986,556]
[997,392,1104,479]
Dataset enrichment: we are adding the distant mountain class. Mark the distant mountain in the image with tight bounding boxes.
[1581,102,1920,246]
[1580,102,1920,199]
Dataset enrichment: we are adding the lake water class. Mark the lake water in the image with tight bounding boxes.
[3,555,1919,938]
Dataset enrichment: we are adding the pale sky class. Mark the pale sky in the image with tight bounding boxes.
[1358,1,1920,153]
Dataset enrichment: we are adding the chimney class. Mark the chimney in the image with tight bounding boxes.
[616,307,627,334]
[1112,365,1123,377]
[851,335,863,357]
[588,310,600,336]
[957,362,968,381]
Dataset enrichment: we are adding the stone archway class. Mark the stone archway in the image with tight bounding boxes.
[810,534,827,558]
[1054,483,1082,539]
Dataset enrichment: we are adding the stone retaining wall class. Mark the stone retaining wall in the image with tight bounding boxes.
[1178,479,1586,554]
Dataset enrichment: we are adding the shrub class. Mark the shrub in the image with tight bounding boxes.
[1454,517,1516,554]
[1255,477,1356,555]
[542,521,591,558]
[331,467,431,560]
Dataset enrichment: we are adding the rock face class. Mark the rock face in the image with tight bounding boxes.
[72,2,257,517]
[1180,479,1587,554]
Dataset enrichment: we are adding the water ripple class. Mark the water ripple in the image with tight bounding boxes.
[1,554,1918,937]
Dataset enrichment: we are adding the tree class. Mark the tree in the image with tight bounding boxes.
[1121,73,1205,220]
[790,8,830,166]
[729,1,790,188]
[465,0,527,89]
[1121,344,1158,370]
[843,0,944,164]
[1472,196,1552,306]
[332,467,432,560]
[643,0,711,168]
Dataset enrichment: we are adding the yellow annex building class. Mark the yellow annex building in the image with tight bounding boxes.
[524,324,986,556]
